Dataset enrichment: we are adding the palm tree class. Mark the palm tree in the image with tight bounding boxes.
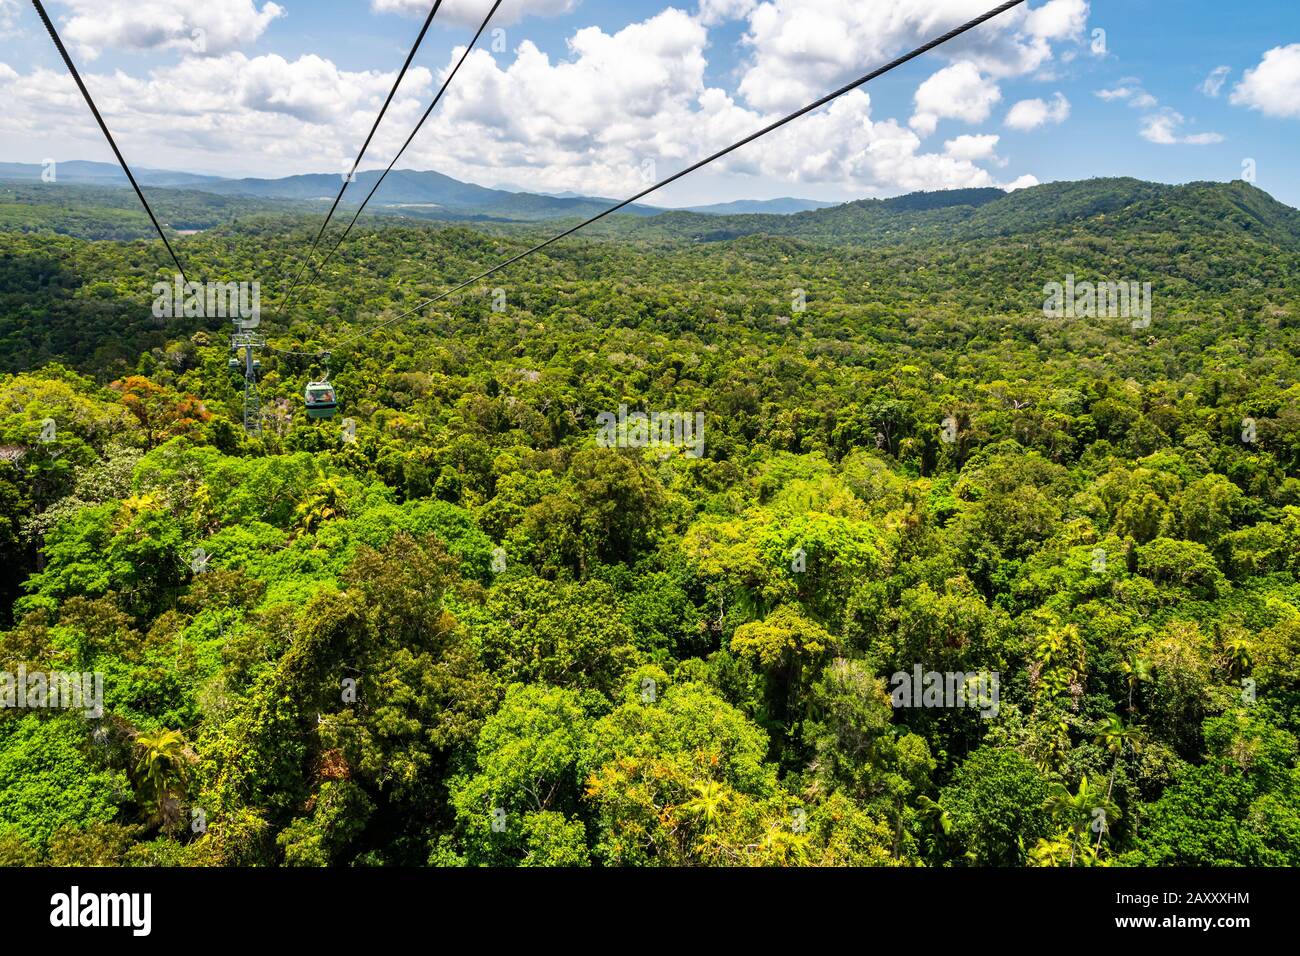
[1031,834,1101,867]
[1094,714,1143,850]
[294,476,348,535]
[916,794,953,862]
[916,795,951,835]
[1045,775,1118,867]
[1119,652,1152,715]
[1222,635,1252,680]
[1027,835,1073,867]
[132,728,192,829]
[680,780,729,830]
[759,822,812,866]
[1095,714,1143,800]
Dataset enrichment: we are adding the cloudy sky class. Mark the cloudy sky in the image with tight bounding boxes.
[1,0,1297,207]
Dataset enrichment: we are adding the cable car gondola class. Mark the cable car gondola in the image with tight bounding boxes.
[305,381,338,420]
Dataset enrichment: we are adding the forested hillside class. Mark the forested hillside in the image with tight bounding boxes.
[1,178,1298,866]
[613,178,1300,249]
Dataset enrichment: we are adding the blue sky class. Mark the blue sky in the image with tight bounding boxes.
[1,0,1297,207]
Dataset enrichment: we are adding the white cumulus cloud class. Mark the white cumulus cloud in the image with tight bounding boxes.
[1024,0,1088,41]
[371,0,580,29]
[1095,85,1155,108]
[944,133,1000,161]
[734,0,1088,114]
[0,50,434,173]
[5,3,1048,199]
[1230,44,1300,118]
[1140,109,1223,145]
[408,12,1028,197]
[1005,91,1069,129]
[910,61,1002,137]
[1095,86,1133,101]
[57,0,283,60]
[697,0,758,26]
[1004,173,1040,190]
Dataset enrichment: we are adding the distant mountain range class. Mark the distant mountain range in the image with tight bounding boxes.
[0,160,224,190]
[681,197,839,215]
[0,161,840,222]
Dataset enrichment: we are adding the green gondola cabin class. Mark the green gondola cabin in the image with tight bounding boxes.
[305,381,338,419]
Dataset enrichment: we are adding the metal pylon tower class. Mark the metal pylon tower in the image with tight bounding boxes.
[230,328,265,434]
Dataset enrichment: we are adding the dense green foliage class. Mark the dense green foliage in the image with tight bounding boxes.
[1,177,1298,866]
